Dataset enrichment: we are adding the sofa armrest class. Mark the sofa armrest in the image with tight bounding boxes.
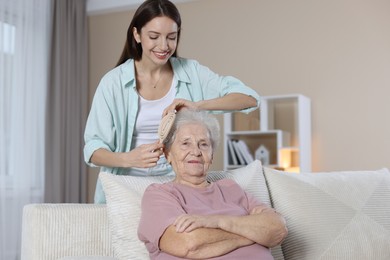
[21,203,114,260]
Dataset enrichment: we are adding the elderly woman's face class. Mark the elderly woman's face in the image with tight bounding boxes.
[166,123,213,180]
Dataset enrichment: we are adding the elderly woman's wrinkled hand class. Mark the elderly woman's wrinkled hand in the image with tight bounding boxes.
[173,214,220,233]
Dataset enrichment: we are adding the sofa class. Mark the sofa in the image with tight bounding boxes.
[21,160,390,260]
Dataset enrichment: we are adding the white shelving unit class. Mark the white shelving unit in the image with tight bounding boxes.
[224,94,311,172]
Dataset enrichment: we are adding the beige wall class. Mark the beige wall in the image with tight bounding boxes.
[88,0,390,201]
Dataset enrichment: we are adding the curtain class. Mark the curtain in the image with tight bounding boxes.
[0,0,52,259]
[44,0,88,203]
[1,0,88,257]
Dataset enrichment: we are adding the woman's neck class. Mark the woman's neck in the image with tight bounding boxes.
[135,59,167,76]
[173,177,210,188]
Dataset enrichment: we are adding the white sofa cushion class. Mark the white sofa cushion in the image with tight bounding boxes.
[21,204,114,260]
[100,160,278,260]
[59,257,117,260]
[263,167,390,260]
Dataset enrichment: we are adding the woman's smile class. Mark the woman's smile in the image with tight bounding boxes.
[187,160,202,164]
[153,50,171,60]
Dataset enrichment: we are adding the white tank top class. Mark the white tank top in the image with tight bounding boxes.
[133,78,176,149]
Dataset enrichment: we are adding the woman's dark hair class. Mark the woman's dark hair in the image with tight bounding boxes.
[116,0,182,66]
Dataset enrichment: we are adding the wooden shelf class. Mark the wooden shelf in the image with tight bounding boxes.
[224,94,311,172]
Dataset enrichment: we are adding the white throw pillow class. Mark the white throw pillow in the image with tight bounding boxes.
[99,160,270,260]
[263,167,390,260]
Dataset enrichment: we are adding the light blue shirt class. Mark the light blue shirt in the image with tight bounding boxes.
[84,57,260,203]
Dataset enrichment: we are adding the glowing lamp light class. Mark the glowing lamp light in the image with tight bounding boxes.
[279,148,300,173]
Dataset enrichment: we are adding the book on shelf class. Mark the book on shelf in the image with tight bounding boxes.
[227,139,239,165]
[231,140,246,165]
[228,139,255,166]
[236,140,254,164]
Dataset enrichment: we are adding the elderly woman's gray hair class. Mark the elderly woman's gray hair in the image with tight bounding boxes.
[163,110,220,151]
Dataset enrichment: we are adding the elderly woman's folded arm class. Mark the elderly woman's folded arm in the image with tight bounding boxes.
[159,206,287,258]
[218,207,288,248]
[159,225,254,259]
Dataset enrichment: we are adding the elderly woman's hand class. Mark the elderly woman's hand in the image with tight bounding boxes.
[173,214,221,233]
[173,207,288,248]
[250,206,278,215]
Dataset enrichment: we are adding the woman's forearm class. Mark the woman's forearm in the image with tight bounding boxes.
[160,225,253,259]
[186,236,252,260]
[219,209,288,248]
[90,141,164,168]
[196,93,258,111]
[90,148,129,168]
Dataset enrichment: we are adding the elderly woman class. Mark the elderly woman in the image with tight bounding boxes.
[138,110,288,259]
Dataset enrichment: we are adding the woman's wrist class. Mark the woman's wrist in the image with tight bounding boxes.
[118,152,132,168]
[194,100,204,110]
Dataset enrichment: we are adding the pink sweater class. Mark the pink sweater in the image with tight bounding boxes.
[138,178,274,260]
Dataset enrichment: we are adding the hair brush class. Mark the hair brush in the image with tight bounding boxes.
[158,111,176,143]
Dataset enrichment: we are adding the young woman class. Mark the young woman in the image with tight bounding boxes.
[84,0,261,203]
